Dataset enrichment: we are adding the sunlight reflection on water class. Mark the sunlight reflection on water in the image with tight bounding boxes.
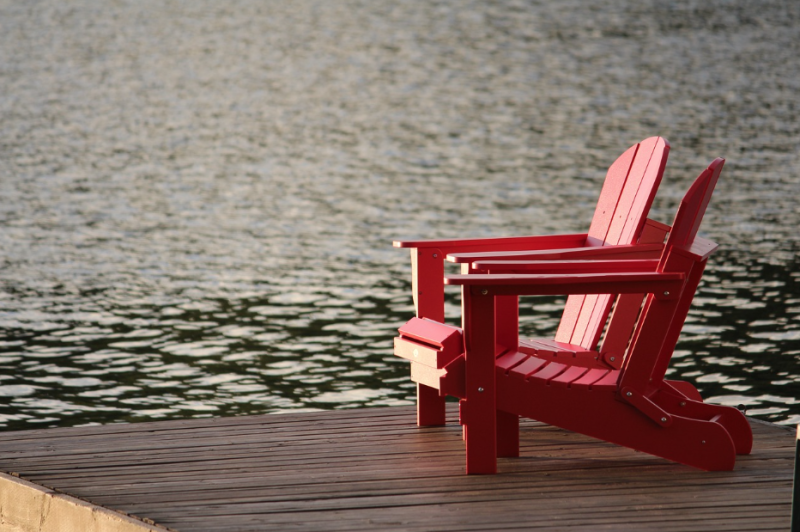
[0,0,798,430]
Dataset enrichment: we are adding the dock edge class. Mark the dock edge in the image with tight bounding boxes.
[0,472,170,532]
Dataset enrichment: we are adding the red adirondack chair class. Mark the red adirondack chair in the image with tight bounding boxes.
[394,137,670,426]
[435,158,752,473]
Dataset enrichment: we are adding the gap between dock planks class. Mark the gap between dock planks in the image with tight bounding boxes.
[0,405,795,532]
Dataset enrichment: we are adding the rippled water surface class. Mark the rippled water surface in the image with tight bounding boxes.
[1,0,798,430]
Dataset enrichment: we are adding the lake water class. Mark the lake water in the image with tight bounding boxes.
[0,0,798,431]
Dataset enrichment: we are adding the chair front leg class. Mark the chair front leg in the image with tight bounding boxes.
[411,247,447,425]
[462,286,498,474]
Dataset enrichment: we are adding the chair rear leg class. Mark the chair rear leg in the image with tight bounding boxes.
[664,379,703,402]
[497,410,520,457]
[494,295,520,457]
[655,389,753,455]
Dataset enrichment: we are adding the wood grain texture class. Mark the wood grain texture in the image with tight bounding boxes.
[0,406,794,532]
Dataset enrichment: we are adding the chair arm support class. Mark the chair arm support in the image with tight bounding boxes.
[641,218,671,242]
[684,236,719,261]
[447,243,664,264]
[393,233,588,253]
[397,233,587,322]
[445,272,685,299]
[474,259,661,274]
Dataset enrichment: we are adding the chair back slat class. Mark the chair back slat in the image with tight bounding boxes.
[555,137,669,349]
[620,159,724,391]
[600,136,669,246]
[660,158,724,260]
[585,142,639,242]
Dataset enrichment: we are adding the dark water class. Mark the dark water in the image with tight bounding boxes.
[0,0,798,431]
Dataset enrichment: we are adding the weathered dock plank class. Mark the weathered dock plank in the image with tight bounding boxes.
[0,406,794,531]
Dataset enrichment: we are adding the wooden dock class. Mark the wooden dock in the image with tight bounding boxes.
[0,405,795,531]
